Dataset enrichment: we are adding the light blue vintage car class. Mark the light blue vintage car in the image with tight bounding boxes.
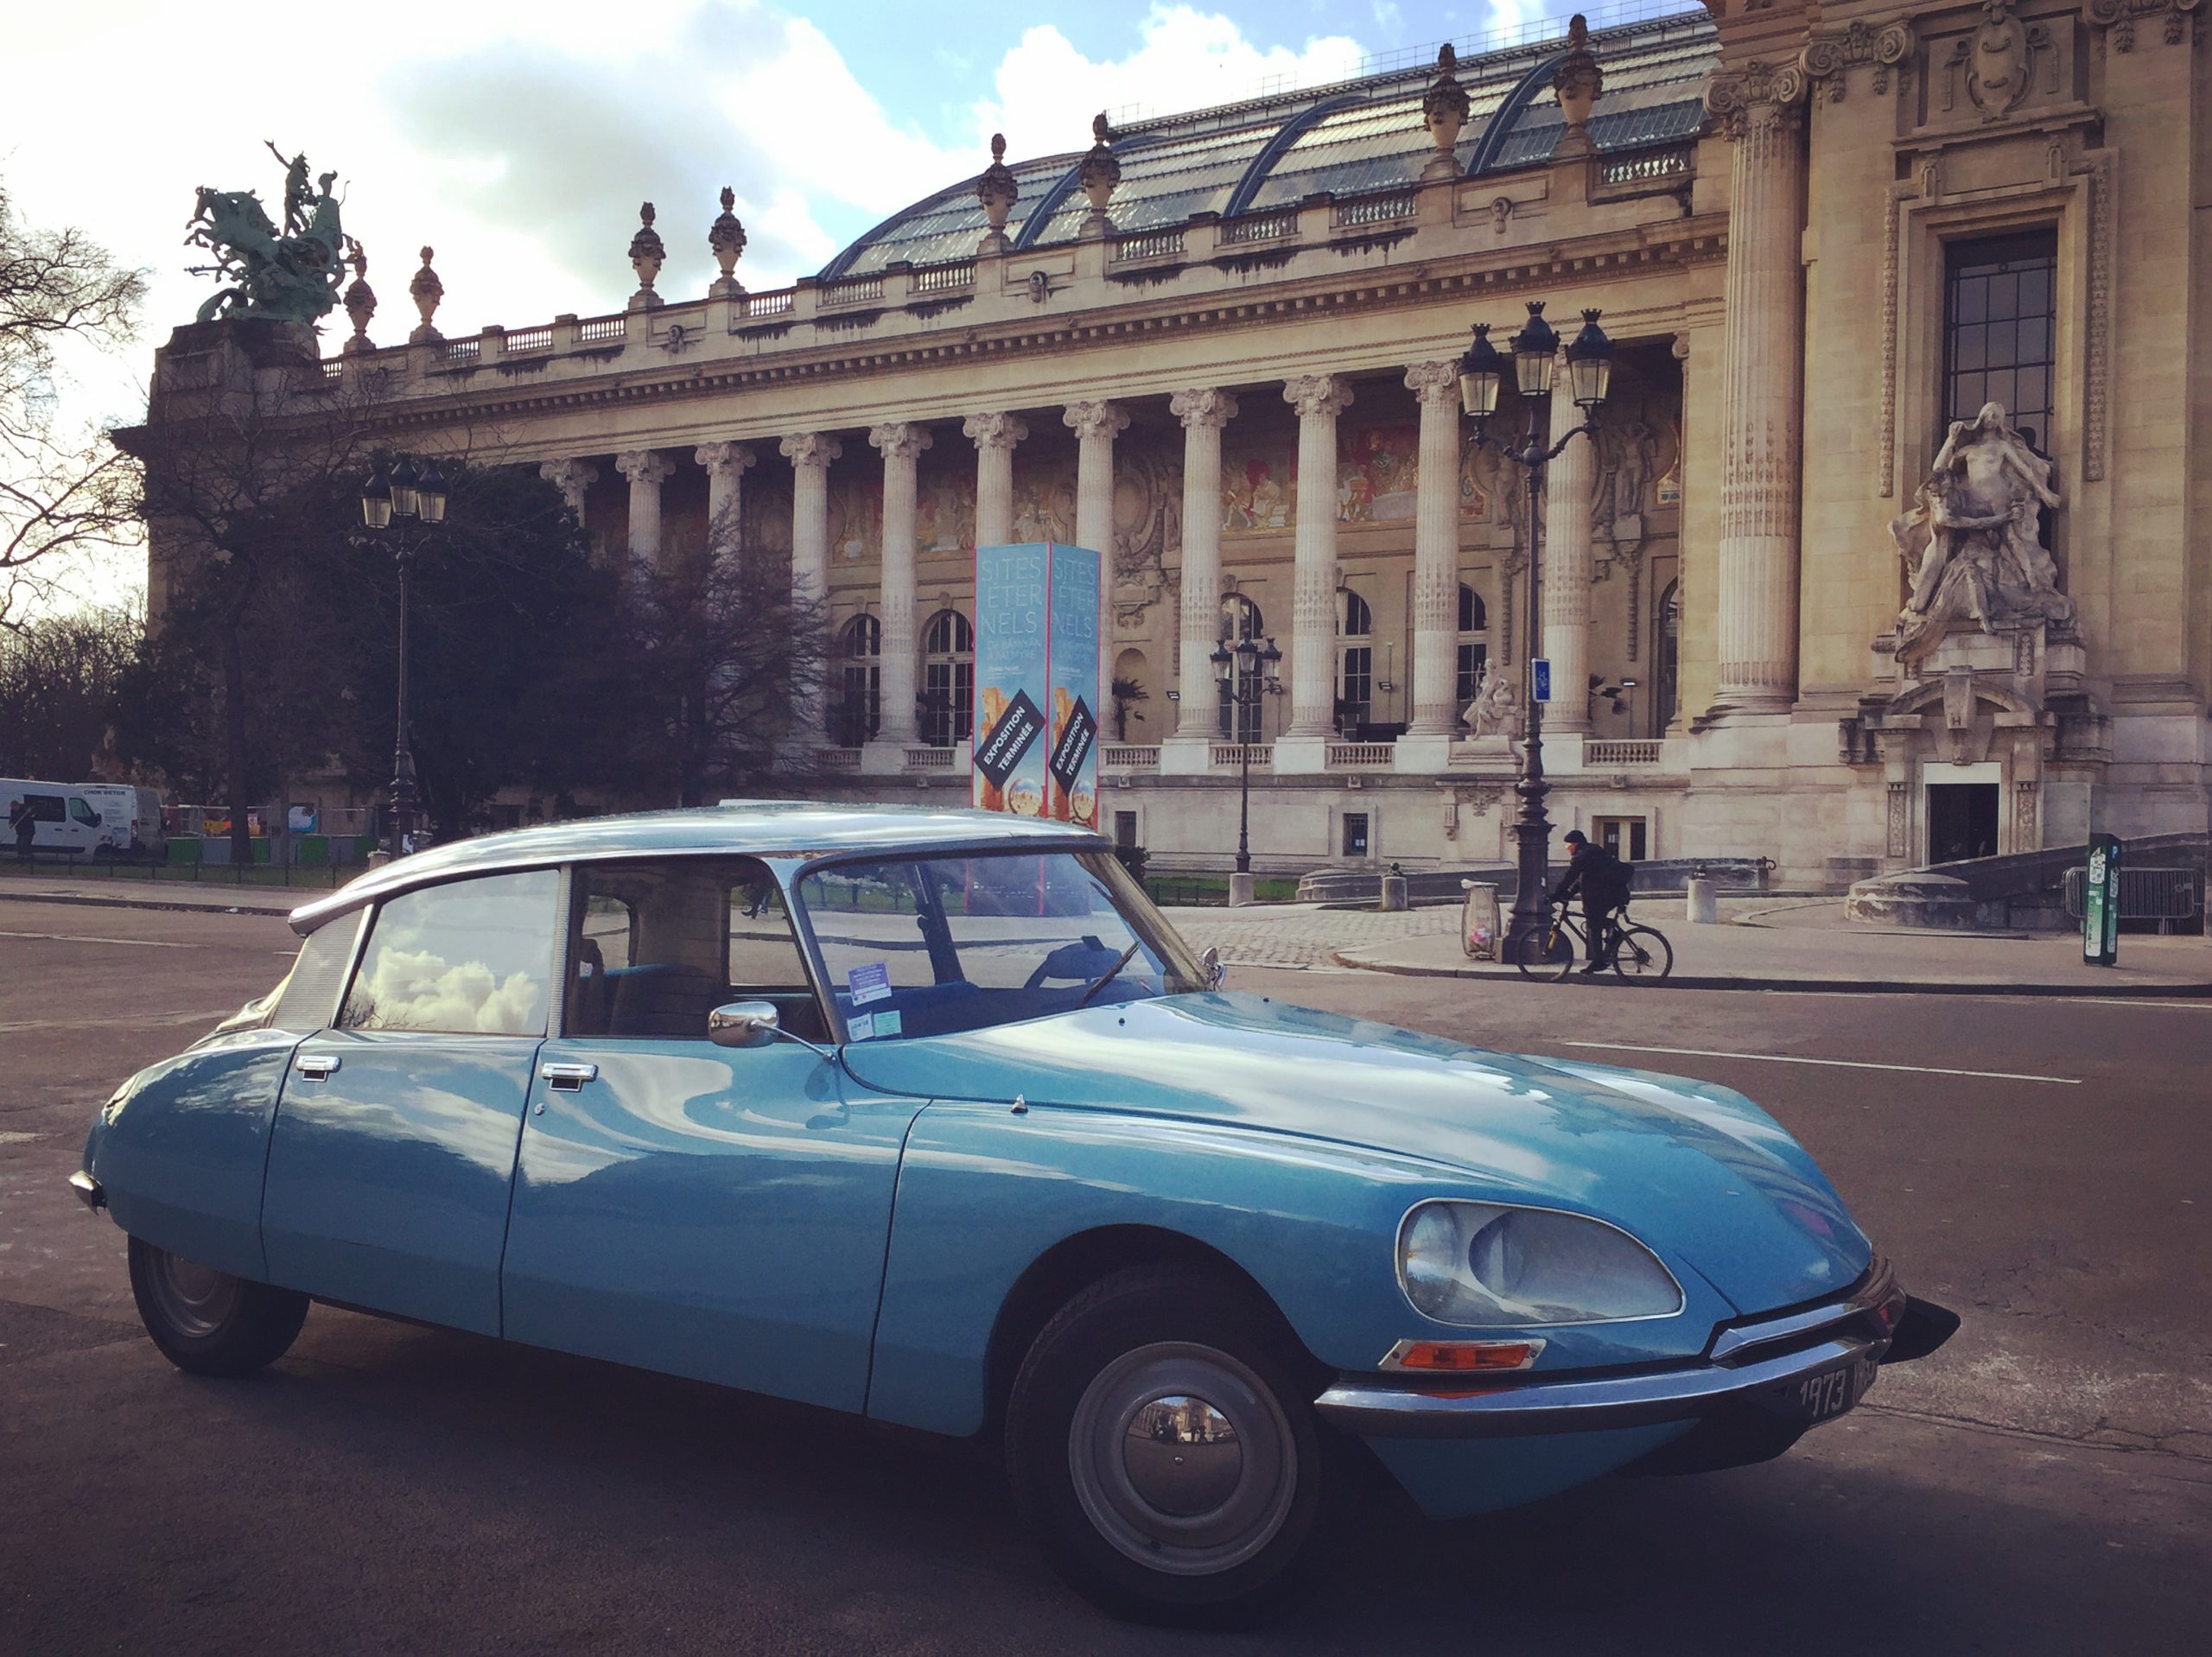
[73,804,1954,1625]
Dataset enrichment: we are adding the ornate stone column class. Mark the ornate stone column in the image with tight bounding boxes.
[869,422,931,752]
[1281,374,1354,752]
[539,458,597,521]
[694,441,755,554]
[1065,399,1128,709]
[1165,390,1238,763]
[1406,362,1464,740]
[780,434,840,744]
[1543,352,1596,735]
[613,450,676,568]
[1706,61,1809,714]
[963,412,1027,547]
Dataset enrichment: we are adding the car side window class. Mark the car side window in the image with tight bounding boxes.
[69,797,99,825]
[566,858,823,1042]
[339,869,557,1035]
[271,911,365,1031]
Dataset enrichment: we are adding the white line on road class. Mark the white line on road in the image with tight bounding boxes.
[1561,1040,2082,1086]
[0,930,200,949]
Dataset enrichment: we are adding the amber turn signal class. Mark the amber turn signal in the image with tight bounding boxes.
[1381,1337,1544,1373]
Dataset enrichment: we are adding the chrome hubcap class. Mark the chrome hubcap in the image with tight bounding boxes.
[148,1249,239,1339]
[1069,1342,1297,1577]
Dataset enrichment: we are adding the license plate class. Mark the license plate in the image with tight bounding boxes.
[1766,1354,1879,1425]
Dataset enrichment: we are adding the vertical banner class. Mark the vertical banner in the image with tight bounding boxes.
[1045,542,1101,828]
[2082,832,2121,966]
[973,542,1101,823]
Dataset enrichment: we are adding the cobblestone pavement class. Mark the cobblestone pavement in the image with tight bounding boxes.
[1160,902,1458,969]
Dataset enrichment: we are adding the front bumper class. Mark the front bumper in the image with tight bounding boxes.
[67,1171,105,1213]
[1317,1256,1953,1441]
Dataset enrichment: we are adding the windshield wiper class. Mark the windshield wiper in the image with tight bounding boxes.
[1076,940,1145,1008]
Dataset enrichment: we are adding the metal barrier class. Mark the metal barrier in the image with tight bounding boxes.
[2063,866,2203,925]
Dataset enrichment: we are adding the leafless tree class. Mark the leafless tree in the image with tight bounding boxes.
[0,182,147,626]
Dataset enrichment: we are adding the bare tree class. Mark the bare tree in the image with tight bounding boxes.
[0,182,147,626]
[0,601,141,778]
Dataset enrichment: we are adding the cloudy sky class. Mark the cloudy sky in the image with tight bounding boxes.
[5,0,1629,608]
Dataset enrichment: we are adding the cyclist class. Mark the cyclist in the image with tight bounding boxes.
[1548,829,1632,975]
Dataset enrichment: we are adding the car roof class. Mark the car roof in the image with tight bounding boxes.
[287,802,1108,931]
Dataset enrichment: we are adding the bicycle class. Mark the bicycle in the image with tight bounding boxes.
[1511,898,1674,981]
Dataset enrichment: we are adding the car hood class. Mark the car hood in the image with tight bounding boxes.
[841,993,1869,1315]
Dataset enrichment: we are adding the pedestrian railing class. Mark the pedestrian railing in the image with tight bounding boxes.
[2062,866,2202,924]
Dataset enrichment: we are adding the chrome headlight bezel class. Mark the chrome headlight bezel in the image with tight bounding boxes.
[1395,1197,1688,1329]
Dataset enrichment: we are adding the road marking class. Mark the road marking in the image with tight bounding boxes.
[0,930,199,949]
[1561,1040,2082,1086]
[0,1010,231,1034]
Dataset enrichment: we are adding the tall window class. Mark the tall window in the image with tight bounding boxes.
[1217,594,1265,744]
[836,614,880,746]
[1336,588,1373,731]
[1654,579,1680,737]
[1944,230,2056,450]
[1455,582,1490,709]
[920,609,974,748]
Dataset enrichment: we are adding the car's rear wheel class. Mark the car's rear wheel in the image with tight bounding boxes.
[127,1236,308,1377]
[1004,1264,1349,1628]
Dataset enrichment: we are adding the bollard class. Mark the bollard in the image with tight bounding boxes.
[1378,873,1408,912]
[1685,874,1718,924]
[1228,871,1256,907]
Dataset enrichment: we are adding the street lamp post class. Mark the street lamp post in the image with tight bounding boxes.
[1457,300,1613,954]
[1210,633,1285,876]
[357,455,449,857]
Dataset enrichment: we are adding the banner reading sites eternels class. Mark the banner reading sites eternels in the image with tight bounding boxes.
[973,542,1099,827]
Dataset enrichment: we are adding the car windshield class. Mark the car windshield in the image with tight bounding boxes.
[797,849,1210,1042]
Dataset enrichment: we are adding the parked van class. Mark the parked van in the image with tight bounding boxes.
[2,779,107,858]
[75,783,166,857]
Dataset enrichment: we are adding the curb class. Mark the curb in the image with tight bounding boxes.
[0,889,296,920]
[1327,947,2212,998]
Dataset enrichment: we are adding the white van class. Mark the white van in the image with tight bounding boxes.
[3,779,106,858]
[75,783,166,857]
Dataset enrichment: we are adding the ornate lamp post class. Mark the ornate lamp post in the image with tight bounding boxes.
[1210,634,1284,876]
[1458,300,1613,951]
[357,455,449,856]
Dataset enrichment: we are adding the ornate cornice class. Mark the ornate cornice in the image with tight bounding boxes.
[1799,18,1915,101]
[1704,58,1808,138]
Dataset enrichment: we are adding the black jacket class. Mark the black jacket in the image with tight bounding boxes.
[1550,841,1630,907]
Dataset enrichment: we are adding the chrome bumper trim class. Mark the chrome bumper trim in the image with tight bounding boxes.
[1708,1257,1902,1364]
[1315,1330,1890,1439]
[67,1170,105,1213]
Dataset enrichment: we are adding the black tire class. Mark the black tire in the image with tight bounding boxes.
[1004,1264,1351,1628]
[1611,923,1674,981]
[127,1236,308,1377]
[1512,916,1576,981]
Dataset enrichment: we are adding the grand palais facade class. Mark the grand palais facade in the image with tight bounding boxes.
[148,1,2212,885]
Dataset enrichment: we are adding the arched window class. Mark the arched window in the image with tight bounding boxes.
[1336,587,1373,731]
[1654,580,1681,737]
[1456,581,1491,710]
[836,614,880,746]
[920,609,974,748]
[1217,594,1265,745]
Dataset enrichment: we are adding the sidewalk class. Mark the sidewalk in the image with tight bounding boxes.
[0,871,302,918]
[1329,895,2212,996]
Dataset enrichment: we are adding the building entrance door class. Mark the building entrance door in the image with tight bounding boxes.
[1927,784,1998,864]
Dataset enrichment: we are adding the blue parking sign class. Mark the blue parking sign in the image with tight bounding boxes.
[1531,657,1553,702]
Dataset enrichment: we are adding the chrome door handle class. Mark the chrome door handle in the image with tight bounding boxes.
[539,1062,599,1091]
[295,1054,340,1080]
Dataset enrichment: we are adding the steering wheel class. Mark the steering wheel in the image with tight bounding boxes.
[1021,934,1111,990]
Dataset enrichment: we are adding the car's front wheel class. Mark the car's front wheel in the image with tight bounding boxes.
[127,1236,308,1377]
[1004,1264,1350,1628]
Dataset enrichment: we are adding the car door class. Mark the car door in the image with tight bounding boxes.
[261,867,558,1335]
[501,856,926,1414]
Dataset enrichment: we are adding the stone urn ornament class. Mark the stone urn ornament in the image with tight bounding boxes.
[1422,44,1471,180]
[976,133,1020,253]
[1551,14,1604,157]
[407,245,442,344]
[708,186,747,296]
[1077,113,1121,236]
[628,201,665,310]
[340,237,376,355]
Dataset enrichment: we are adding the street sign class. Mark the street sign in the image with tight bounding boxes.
[2082,833,2120,966]
[1531,657,1553,702]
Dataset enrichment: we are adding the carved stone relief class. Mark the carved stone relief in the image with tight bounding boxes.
[1799,19,1916,100]
[2087,0,2201,51]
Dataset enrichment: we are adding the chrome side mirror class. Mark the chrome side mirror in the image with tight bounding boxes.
[709,1000,781,1048]
[1200,946,1226,989]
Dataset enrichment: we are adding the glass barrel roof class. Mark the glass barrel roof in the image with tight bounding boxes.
[821,10,1716,277]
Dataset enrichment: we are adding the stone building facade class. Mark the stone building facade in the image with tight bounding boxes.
[147,3,2212,884]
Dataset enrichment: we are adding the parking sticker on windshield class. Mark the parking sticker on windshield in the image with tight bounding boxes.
[846,1013,874,1042]
[873,1008,902,1038]
[848,962,893,1006]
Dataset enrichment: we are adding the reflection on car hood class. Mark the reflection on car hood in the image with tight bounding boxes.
[841,993,1870,1314]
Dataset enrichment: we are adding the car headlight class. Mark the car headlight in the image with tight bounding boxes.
[1397,1200,1684,1326]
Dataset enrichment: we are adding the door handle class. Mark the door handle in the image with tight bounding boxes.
[295,1054,340,1080]
[539,1062,599,1092]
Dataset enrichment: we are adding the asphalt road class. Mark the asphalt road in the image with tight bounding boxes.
[3,897,2208,1654]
